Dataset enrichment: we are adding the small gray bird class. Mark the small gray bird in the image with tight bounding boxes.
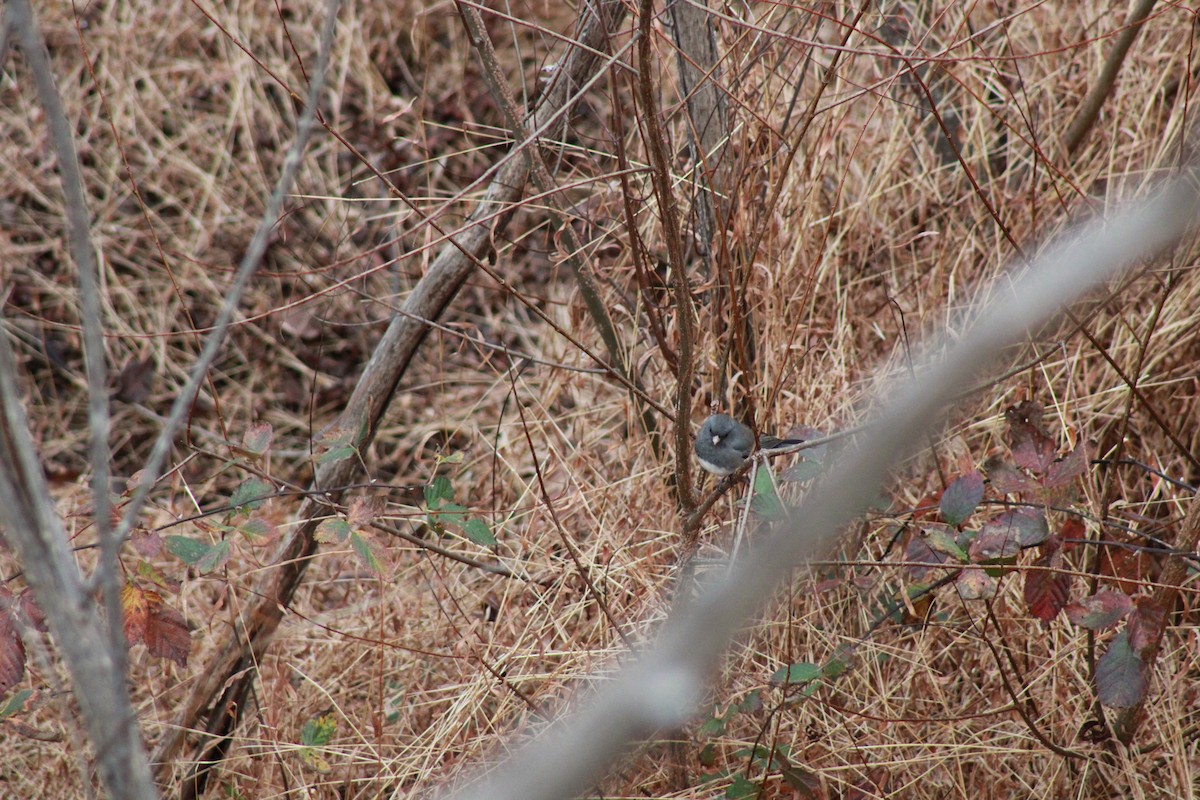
[694,413,805,476]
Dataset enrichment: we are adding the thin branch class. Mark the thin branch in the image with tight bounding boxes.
[636,0,698,512]
[454,1,662,447]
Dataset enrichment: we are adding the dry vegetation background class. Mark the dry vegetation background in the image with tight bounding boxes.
[2,0,1200,798]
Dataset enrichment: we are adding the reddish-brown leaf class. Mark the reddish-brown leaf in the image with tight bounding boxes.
[1065,590,1134,631]
[956,567,997,600]
[130,530,163,558]
[1043,439,1089,489]
[0,588,26,694]
[347,495,387,528]
[18,589,47,632]
[969,509,1045,560]
[912,490,942,521]
[0,614,25,696]
[122,584,191,667]
[1005,400,1057,475]
[241,421,274,456]
[903,534,948,581]
[114,354,155,403]
[1059,515,1086,544]
[845,766,889,800]
[982,456,1038,495]
[1127,597,1168,656]
[1024,537,1069,626]
[1099,546,1155,594]
[143,602,191,668]
[122,584,151,646]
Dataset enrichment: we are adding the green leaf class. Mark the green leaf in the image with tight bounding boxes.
[164,535,211,566]
[433,502,468,527]
[350,531,385,575]
[299,713,337,773]
[463,518,498,547]
[135,559,171,589]
[738,689,762,713]
[940,471,983,526]
[0,689,32,720]
[770,662,822,686]
[237,517,272,541]
[781,459,823,483]
[301,713,337,747]
[780,761,822,799]
[300,749,332,773]
[821,643,856,680]
[724,774,759,800]
[230,478,272,512]
[923,524,969,562]
[317,445,357,465]
[424,476,454,509]
[1097,631,1148,708]
[698,715,726,737]
[195,539,231,574]
[316,518,352,544]
[750,468,786,520]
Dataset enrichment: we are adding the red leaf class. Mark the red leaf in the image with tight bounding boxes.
[1024,537,1069,626]
[1005,401,1057,475]
[1065,590,1134,631]
[1059,516,1086,544]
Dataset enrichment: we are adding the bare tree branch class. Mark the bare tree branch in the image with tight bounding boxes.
[1063,0,1160,156]
[2,1,152,796]
[1,0,342,797]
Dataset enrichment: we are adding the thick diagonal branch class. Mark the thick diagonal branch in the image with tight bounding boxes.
[152,1,631,790]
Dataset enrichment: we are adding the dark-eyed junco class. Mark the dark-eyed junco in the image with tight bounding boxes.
[694,413,805,476]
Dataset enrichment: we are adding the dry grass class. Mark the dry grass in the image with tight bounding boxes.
[3,0,1200,798]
